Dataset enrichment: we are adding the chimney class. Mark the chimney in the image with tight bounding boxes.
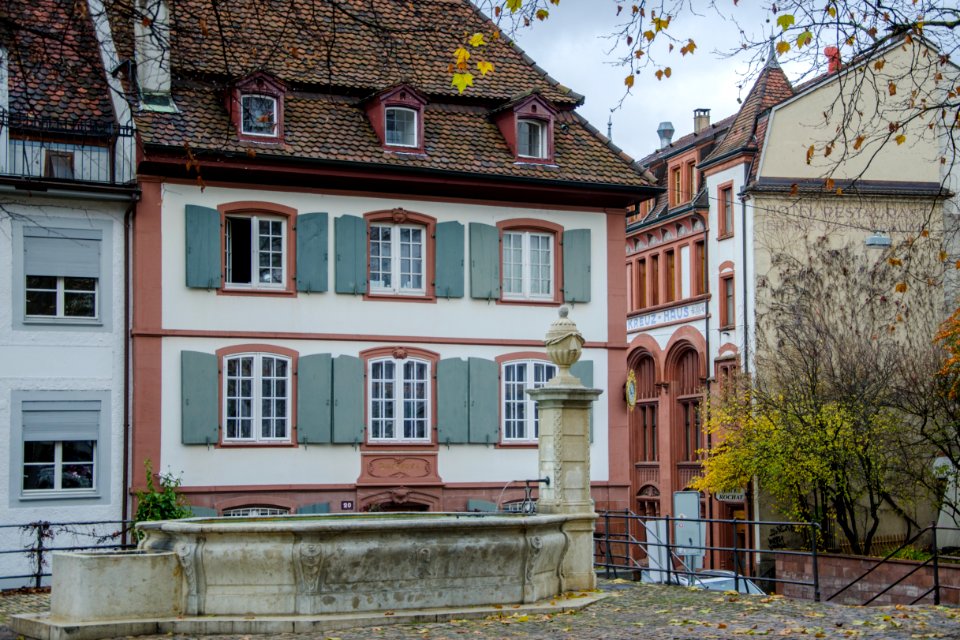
[694,108,710,134]
[656,121,675,148]
[824,46,841,73]
[135,0,172,107]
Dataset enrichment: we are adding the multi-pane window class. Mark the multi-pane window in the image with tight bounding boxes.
[665,250,676,303]
[503,360,557,441]
[23,440,95,492]
[637,259,647,309]
[720,185,735,237]
[634,355,658,462]
[223,506,289,517]
[517,119,546,158]
[369,358,430,442]
[671,167,682,205]
[385,107,417,147]
[721,275,735,328]
[241,94,278,137]
[224,353,290,442]
[369,224,424,294]
[19,395,103,497]
[502,231,553,300]
[694,241,706,296]
[25,276,97,318]
[225,216,285,288]
[675,348,702,462]
[22,226,101,323]
[650,254,660,306]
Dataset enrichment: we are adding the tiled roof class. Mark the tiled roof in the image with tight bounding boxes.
[112,0,651,189]
[136,88,652,187]
[702,63,793,164]
[110,0,580,105]
[2,0,115,128]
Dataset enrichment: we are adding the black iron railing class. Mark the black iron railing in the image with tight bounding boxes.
[0,519,135,588]
[594,509,821,600]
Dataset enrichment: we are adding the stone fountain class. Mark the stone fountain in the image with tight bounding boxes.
[11,308,603,640]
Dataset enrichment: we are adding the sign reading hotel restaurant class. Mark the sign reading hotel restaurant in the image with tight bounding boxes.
[627,301,706,332]
[716,490,746,502]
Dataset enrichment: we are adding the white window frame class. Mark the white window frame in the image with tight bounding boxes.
[25,275,99,320]
[223,506,289,517]
[22,440,97,495]
[502,230,554,300]
[502,360,557,442]
[517,118,547,159]
[240,94,279,137]
[223,353,291,443]
[225,215,286,290]
[368,223,426,295]
[368,357,431,443]
[385,106,418,147]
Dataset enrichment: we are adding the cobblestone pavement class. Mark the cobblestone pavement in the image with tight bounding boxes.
[2,580,959,639]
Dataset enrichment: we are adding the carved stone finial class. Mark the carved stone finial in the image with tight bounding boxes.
[544,306,585,386]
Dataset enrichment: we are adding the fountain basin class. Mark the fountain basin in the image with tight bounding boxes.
[136,512,586,617]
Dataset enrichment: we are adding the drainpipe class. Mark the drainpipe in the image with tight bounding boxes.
[742,161,759,559]
[121,197,136,532]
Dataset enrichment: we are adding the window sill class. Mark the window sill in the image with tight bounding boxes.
[717,233,734,241]
[19,490,101,502]
[218,441,298,448]
[498,298,561,307]
[217,287,296,298]
[364,440,435,450]
[719,324,736,332]
[22,317,103,327]
[364,292,436,304]
[496,441,539,449]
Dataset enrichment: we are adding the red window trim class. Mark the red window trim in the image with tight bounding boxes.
[215,343,299,448]
[492,94,557,164]
[363,208,436,302]
[717,181,735,239]
[495,351,554,448]
[364,85,428,154]
[217,201,298,297]
[359,345,440,449]
[229,73,286,145]
[496,218,564,306]
[719,272,735,330]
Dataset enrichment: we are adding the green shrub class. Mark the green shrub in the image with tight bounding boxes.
[134,459,192,527]
[889,545,932,562]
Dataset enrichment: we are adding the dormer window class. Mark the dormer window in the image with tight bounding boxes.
[492,93,557,164]
[228,72,285,143]
[517,119,547,159]
[241,94,278,137]
[364,85,427,154]
[385,106,417,147]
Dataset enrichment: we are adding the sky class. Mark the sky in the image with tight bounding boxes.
[508,1,788,162]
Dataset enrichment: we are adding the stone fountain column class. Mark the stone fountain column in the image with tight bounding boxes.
[528,307,602,591]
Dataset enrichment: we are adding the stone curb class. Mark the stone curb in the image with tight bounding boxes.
[9,592,605,640]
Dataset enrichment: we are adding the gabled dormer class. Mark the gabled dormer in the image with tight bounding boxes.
[227,72,286,143]
[364,84,428,154]
[492,93,558,164]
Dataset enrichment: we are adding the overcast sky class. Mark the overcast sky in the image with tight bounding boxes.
[509,2,788,161]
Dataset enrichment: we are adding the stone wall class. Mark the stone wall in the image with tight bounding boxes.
[776,553,960,606]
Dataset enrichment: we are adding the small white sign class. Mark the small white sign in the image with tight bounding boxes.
[627,301,706,332]
[716,490,745,502]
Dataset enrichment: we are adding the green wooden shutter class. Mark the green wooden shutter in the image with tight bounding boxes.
[435,221,464,298]
[185,205,221,289]
[187,506,218,517]
[469,223,500,300]
[335,215,367,294]
[299,502,330,514]
[296,213,328,293]
[332,355,364,443]
[563,229,591,303]
[570,359,594,443]
[181,350,219,445]
[297,354,332,444]
[468,357,498,444]
[437,358,469,444]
